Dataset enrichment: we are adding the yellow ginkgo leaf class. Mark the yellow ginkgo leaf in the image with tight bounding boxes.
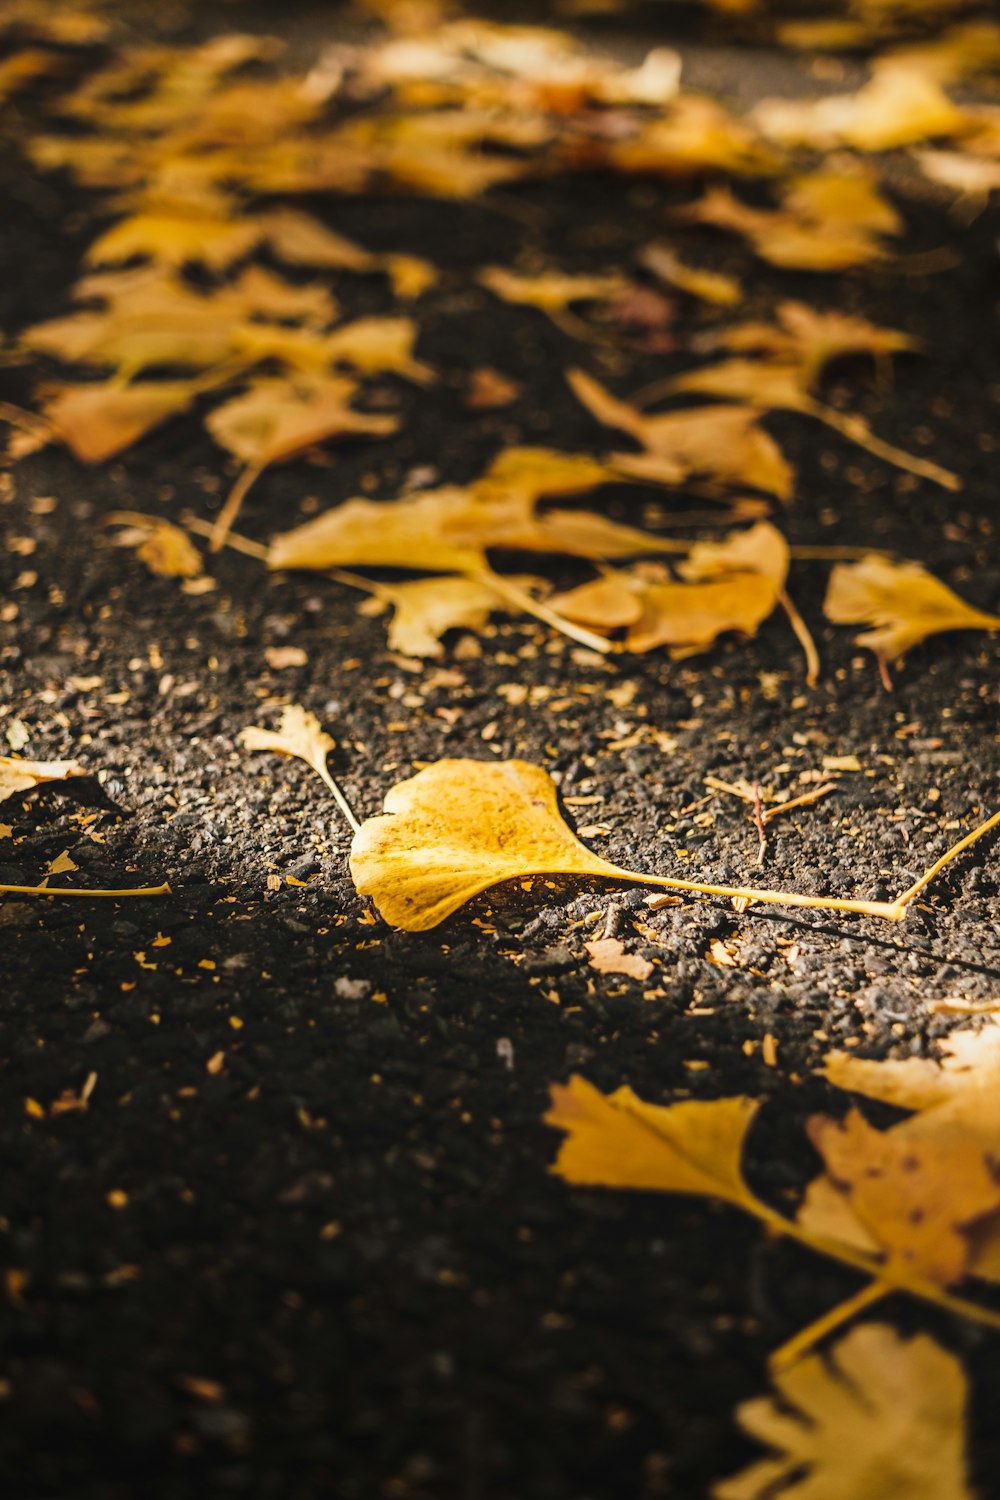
[255,207,377,272]
[346,758,966,932]
[627,574,780,655]
[752,68,967,152]
[714,1325,973,1500]
[269,490,492,575]
[639,243,742,307]
[917,148,1000,197]
[782,169,904,238]
[807,1107,1000,1288]
[270,485,673,577]
[824,555,1000,663]
[815,1026,1000,1284]
[42,379,202,463]
[719,301,918,386]
[678,520,789,590]
[86,209,263,270]
[471,446,619,504]
[554,524,789,656]
[668,362,959,491]
[241,704,358,833]
[207,374,398,468]
[547,572,646,631]
[478,266,626,313]
[207,375,399,550]
[822,1026,1000,1120]
[676,172,900,272]
[322,317,434,383]
[0,756,86,804]
[567,368,793,500]
[546,1074,760,1211]
[350,572,535,657]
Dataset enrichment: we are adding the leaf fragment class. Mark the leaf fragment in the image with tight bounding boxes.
[584,936,653,982]
[0,756,87,804]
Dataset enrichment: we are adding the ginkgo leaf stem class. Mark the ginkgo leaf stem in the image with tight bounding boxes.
[210,464,265,553]
[315,758,361,835]
[0,399,50,435]
[600,805,999,923]
[328,568,397,602]
[778,588,820,687]
[769,1281,890,1371]
[805,399,961,492]
[473,567,614,655]
[607,866,904,921]
[893,808,1000,909]
[1,882,170,898]
[752,1200,1000,1340]
[182,514,268,560]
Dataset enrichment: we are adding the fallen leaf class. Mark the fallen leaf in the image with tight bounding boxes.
[752,68,967,152]
[877,21,1000,86]
[668,361,959,492]
[463,367,521,410]
[567,368,793,500]
[46,850,78,877]
[915,148,1000,198]
[478,266,626,325]
[0,756,87,803]
[807,1107,1000,1287]
[627,572,780,655]
[241,704,357,832]
[207,374,399,548]
[824,556,1000,663]
[41,380,202,463]
[119,518,203,579]
[269,483,673,578]
[714,1324,972,1500]
[584,936,653,981]
[717,300,918,386]
[554,522,789,657]
[351,572,533,657]
[639,243,742,307]
[546,1074,759,1211]
[348,758,945,932]
[207,374,398,468]
[677,172,900,272]
[471,445,619,504]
